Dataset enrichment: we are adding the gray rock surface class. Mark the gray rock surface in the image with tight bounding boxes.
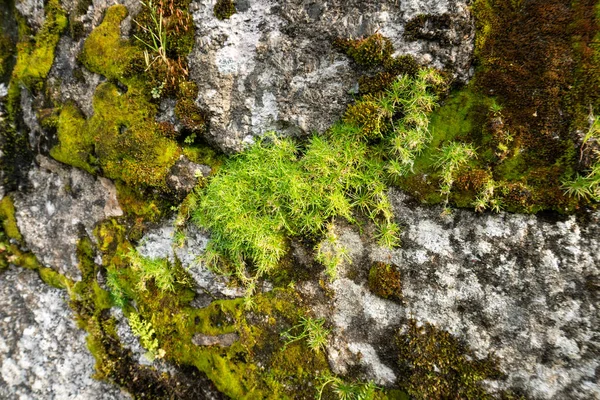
[321,190,600,399]
[192,333,240,347]
[166,156,211,197]
[15,0,45,32]
[13,156,123,280]
[188,0,473,152]
[0,266,129,400]
[137,219,244,298]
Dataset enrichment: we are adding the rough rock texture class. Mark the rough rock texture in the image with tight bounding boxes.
[137,219,244,299]
[189,0,473,152]
[321,190,600,399]
[15,0,45,31]
[0,266,130,399]
[192,333,240,348]
[13,155,123,280]
[166,156,211,197]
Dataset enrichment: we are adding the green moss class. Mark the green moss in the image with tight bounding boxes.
[38,267,70,289]
[396,319,503,400]
[50,102,94,174]
[368,262,402,301]
[79,5,137,82]
[0,195,22,241]
[11,0,67,90]
[214,0,237,20]
[334,34,394,68]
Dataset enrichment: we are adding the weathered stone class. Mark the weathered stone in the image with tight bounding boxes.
[13,155,123,280]
[136,219,244,299]
[323,190,600,399]
[15,0,45,32]
[192,333,239,348]
[188,0,473,153]
[166,156,211,197]
[0,266,130,399]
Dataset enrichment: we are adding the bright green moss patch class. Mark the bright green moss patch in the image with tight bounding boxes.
[0,195,21,241]
[192,70,443,287]
[79,5,137,82]
[11,0,66,89]
[50,102,94,173]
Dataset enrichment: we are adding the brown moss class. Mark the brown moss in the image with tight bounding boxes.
[396,319,504,400]
[368,262,402,301]
[334,33,394,68]
[214,0,237,20]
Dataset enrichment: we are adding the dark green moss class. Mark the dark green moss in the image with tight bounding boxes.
[214,0,237,20]
[368,262,402,301]
[334,34,394,68]
[396,319,504,400]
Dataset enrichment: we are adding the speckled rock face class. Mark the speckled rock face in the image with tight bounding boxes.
[0,266,129,400]
[188,0,473,152]
[13,156,123,280]
[136,219,244,300]
[323,190,600,399]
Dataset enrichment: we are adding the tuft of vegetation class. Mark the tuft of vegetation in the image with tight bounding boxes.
[434,142,477,209]
[281,316,330,354]
[396,319,503,400]
[128,311,164,360]
[192,69,442,287]
[562,114,600,201]
[214,0,237,20]
[318,374,379,400]
[314,223,350,281]
[368,262,402,301]
[127,250,179,292]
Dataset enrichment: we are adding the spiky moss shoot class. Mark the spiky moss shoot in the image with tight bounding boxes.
[368,262,402,301]
[11,0,67,90]
[214,0,237,20]
[396,320,504,400]
[192,71,443,285]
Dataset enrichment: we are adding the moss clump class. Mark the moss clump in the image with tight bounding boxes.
[335,34,394,68]
[396,320,504,400]
[0,195,22,241]
[214,0,237,20]
[78,5,137,82]
[192,69,443,285]
[11,0,67,90]
[175,98,207,136]
[368,262,402,301]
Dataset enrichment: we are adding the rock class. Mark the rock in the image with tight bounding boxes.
[0,266,130,399]
[192,333,239,348]
[166,156,211,197]
[188,0,473,152]
[13,155,123,280]
[15,0,45,32]
[325,189,600,399]
[136,219,244,299]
